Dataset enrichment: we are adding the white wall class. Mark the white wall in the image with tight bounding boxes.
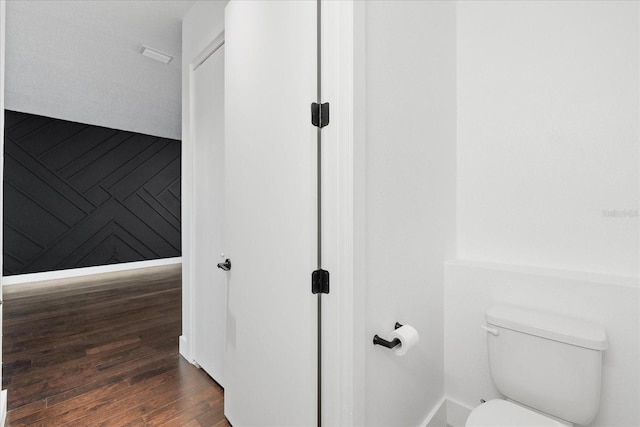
[457,0,639,278]
[5,0,191,140]
[180,0,227,362]
[444,261,639,427]
[362,2,456,425]
[448,2,640,426]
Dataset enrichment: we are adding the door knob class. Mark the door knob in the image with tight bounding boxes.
[217,259,232,271]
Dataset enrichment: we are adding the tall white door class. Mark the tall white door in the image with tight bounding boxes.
[192,45,226,385]
[224,1,317,425]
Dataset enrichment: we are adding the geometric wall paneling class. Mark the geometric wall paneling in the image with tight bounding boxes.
[3,110,181,276]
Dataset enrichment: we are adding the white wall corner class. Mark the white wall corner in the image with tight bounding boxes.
[418,396,472,427]
[420,397,447,427]
[445,398,473,427]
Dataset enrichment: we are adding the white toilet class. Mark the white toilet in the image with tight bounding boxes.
[466,305,608,427]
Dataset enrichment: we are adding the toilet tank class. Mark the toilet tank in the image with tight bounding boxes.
[485,305,608,425]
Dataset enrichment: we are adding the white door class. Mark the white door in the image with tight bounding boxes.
[192,44,226,385]
[224,1,317,425]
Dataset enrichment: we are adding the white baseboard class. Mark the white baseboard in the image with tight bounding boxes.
[419,397,473,427]
[2,257,182,286]
[445,398,473,427]
[179,335,191,362]
[0,389,7,427]
[421,397,447,427]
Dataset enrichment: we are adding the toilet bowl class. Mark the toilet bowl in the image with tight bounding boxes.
[466,400,571,427]
[465,305,608,427]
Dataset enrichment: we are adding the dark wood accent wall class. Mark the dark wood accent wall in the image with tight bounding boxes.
[3,110,182,276]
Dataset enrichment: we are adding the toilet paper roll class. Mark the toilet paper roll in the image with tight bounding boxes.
[389,324,419,356]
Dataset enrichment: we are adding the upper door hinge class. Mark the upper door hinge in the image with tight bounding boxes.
[311,102,329,128]
[312,269,330,294]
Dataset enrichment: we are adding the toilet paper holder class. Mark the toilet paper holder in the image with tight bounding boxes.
[373,322,403,349]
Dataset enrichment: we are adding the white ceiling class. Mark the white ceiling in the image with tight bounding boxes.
[5,0,196,140]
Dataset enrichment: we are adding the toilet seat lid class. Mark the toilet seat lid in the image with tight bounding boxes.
[466,400,571,427]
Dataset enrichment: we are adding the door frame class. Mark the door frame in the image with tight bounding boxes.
[0,0,8,423]
[320,1,364,425]
[181,31,225,364]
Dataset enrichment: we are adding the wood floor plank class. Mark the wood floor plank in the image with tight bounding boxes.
[142,386,220,426]
[95,374,209,426]
[3,264,230,426]
[195,402,228,427]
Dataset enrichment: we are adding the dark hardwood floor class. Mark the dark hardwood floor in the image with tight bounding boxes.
[2,264,230,426]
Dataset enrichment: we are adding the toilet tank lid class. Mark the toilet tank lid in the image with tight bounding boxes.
[486,305,608,350]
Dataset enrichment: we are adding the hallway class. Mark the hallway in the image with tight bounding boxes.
[2,265,229,426]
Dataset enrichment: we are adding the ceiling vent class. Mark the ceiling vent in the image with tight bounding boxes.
[140,46,173,64]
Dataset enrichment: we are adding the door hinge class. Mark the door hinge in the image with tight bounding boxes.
[311,102,329,128]
[312,269,330,294]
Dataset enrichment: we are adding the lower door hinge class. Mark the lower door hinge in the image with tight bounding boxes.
[312,269,330,294]
[311,102,329,128]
